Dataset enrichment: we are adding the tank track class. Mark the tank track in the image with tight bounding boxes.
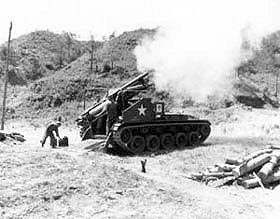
[112,121,211,154]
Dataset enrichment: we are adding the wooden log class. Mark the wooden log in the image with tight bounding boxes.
[215,163,236,172]
[205,177,218,184]
[183,173,204,181]
[191,172,233,179]
[0,131,25,142]
[0,130,9,135]
[240,169,280,189]
[182,172,233,181]
[232,154,271,177]
[207,166,222,173]
[210,176,237,188]
[239,178,260,189]
[225,149,272,166]
[203,172,233,178]
[225,158,240,165]
[266,145,280,150]
[241,149,272,163]
[258,155,279,180]
[264,169,280,184]
[236,175,253,185]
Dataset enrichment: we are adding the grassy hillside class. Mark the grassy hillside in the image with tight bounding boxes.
[234,31,280,108]
[27,29,155,109]
[0,29,156,123]
[0,30,88,84]
[2,28,280,124]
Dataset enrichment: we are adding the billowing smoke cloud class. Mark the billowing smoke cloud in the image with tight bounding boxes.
[135,0,280,103]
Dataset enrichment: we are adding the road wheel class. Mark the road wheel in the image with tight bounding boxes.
[189,132,200,146]
[175,132,188,147]
[120,129,132,144]
[146,135,160,152]
[200,125,211,141]
[129,136,145,154]
[160,133,175,150]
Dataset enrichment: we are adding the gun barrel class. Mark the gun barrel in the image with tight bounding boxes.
[79,72,149,117]
[109,71,149,97]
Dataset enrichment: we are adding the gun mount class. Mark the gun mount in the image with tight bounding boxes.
[76,72,211,154]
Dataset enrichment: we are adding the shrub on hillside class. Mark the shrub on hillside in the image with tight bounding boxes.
[8,68,27,85]
[102,63,111,73]
[25,57,45,80]
[239,31,280,77]
[0,46,19,67]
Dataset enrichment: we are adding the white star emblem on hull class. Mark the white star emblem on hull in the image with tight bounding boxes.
[138,104,146,116]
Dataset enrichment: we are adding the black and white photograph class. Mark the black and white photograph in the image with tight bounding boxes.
[1,0,280,218]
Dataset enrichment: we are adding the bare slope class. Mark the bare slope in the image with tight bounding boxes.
[2,108,280,218]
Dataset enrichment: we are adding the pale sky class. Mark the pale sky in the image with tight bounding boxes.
[1,0,280,44]
[0,0,176,43]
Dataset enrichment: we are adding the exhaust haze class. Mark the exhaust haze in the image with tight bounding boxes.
[135,0,280,103]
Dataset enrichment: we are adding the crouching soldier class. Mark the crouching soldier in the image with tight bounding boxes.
[40,120,61,148]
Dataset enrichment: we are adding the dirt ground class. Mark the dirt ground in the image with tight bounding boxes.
[1,107,280,219]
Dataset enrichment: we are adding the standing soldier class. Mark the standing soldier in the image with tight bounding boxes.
[95,94,118,135]
[94,94,119,151]
[106,95,119,135]
[40,119,61,148]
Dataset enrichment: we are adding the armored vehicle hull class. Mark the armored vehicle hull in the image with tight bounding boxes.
[110,98,211,154]
[112,120,210,154]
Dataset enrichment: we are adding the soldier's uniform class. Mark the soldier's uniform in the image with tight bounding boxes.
[94,96,118,135]
[41,121,61,148]
[106,99,118,135]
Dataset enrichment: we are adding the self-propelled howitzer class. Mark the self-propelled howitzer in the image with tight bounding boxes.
[76,72,211,154]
